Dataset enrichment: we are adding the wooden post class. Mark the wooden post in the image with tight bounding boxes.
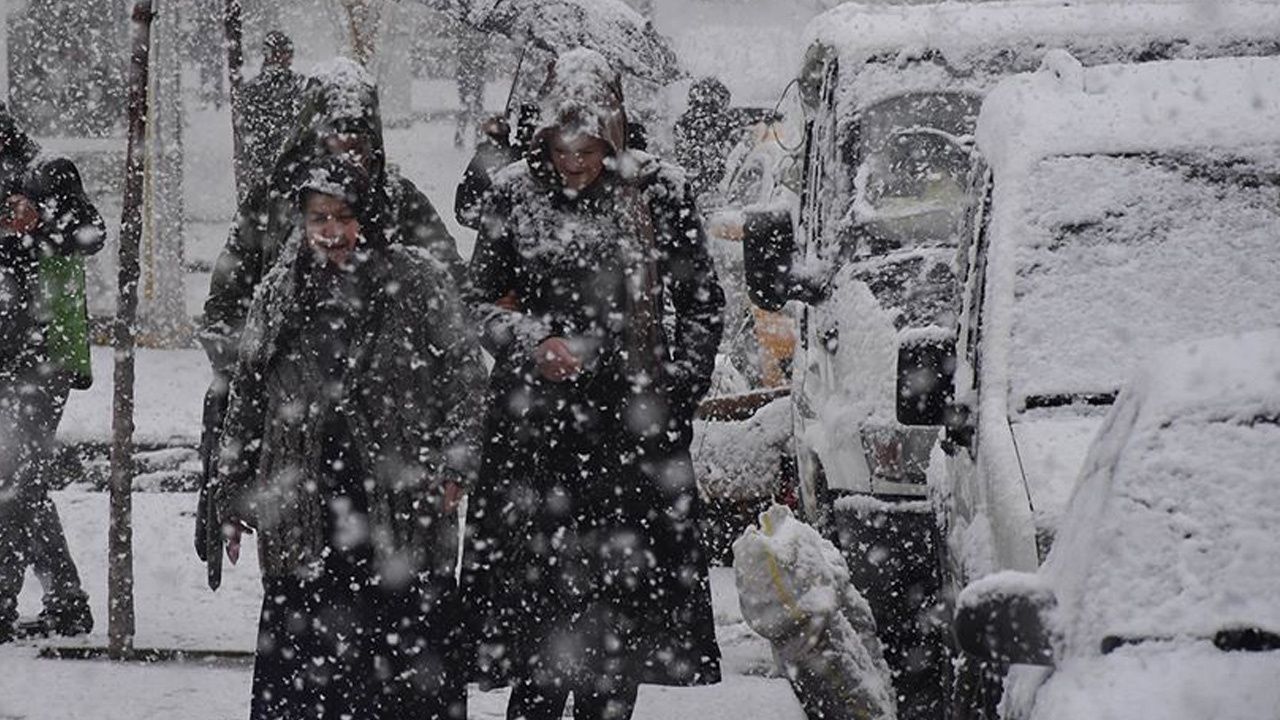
[224,0,246,201]
[109,0,154,660]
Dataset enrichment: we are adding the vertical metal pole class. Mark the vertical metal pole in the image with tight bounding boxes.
[109,0,154,660]
[224,0,246,201]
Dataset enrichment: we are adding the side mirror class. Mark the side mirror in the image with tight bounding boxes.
[743,208,826,311]
[896,336,956,426]
[955,572,1058,666]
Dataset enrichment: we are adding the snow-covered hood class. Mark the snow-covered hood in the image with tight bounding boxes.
[1009,412,1107,538]
[1017,642,1280,720]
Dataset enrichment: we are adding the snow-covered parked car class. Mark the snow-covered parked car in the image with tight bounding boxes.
[939,53,1280,714]
[955,329,1280,720]
[740,3,1280,717]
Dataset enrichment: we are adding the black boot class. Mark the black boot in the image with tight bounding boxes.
[40,593,93,636]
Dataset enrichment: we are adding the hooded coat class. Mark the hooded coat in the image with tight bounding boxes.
[464,49,725,689]
[0,112,105,379]
[238,60,308,199]
[201,58,465,375]
[674,77,737,200]
[214,162,486,583]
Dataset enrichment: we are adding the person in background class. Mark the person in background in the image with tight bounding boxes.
[454,102,539,230]
[0,107,105,643]
[215,156,485,720]
[673,76,737,200]
[237,30,308,201]
[464,48,725,720]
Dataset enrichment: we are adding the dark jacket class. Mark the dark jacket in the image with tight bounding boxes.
[674,78,737,199]
[201,59,464,374]
[238,63,308,197]
[215,233,486,581]
[0,117,105,378]
[464,52,726,687]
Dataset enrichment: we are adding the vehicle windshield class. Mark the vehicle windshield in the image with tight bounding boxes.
[1070,414,1280,644]
[1009,149,1280,407]
[848,92,981,253]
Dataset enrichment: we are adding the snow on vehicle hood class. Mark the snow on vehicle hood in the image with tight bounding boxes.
[1025,642,1280,720]
[1043,329,1280,655]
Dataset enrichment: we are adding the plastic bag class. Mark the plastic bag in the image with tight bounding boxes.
[734,504,898,720]
[38,254,92,389]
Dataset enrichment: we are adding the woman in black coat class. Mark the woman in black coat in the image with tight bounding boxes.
[465,48,726,720]
[216,156,485,720]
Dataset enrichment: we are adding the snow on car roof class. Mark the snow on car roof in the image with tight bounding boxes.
[807,0,1280,69]
[806,0,1280,112]
[977,54,1280,174]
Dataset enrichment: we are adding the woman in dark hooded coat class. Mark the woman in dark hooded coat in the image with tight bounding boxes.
[215,155,486,720]
[465,48,726,720]
[196,57,467,582]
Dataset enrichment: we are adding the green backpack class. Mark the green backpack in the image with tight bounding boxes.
[38,254,93,390]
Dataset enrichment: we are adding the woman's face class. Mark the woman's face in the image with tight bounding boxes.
[303,192,359,267]
[549,132,609,193]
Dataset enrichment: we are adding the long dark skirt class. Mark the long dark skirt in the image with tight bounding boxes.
[465,373,721,697]
[249,418,467,720]
[251,548,468,720]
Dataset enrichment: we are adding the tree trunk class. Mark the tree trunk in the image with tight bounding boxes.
[139,0,188,346]
[224,0,247,202]
[110,0,155,660]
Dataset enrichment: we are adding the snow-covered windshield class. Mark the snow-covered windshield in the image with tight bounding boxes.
[848,92,980,253]
[1071,413,1280,645]
[1009,149,1280,407]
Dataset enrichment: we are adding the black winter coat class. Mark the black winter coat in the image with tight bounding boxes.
[464,154,726,688]
[216,235,486,581]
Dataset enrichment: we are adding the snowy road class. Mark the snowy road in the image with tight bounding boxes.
[0,493,804,720]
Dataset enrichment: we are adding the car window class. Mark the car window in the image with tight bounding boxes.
[848,248,959,332]
[1007,149,1280,407]
[845,92,981,255]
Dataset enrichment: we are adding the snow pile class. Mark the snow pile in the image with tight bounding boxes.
[734,504,898,720]
[1044,329,1280,652]
[692,397,792,502]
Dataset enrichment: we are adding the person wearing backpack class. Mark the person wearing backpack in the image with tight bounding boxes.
[0,106,106,643]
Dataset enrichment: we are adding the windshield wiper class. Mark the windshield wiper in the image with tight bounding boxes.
[1024,392,1118,411]
[1215,628,1280,652]
[1101,627,1280,654]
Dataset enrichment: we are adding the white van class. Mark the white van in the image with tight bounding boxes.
[945,53,1280,715]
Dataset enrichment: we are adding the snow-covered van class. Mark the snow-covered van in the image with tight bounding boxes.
[944,53,1280,714]
[946,51,1280,595]
[955,327,1280,720]
[741,3,1280,718]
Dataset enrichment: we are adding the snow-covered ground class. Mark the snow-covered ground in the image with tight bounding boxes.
[0,494,800,720]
